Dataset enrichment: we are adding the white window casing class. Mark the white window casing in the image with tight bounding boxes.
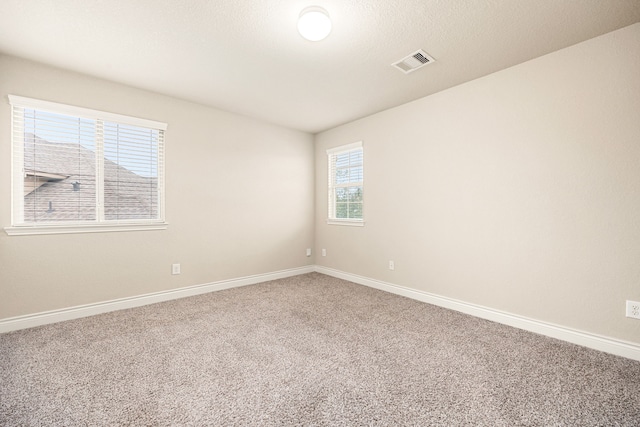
[6,95,168,235]
[327,141,364,226]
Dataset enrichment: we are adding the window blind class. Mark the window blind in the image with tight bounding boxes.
[9,95,166,228]
[327,141,363,221]
[103,122,163,221]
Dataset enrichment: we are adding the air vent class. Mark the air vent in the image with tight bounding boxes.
[392,49,435,74]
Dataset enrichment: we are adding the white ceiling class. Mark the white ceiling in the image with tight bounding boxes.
[1,1,639,134]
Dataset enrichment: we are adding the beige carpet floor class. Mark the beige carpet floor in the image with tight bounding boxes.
[1,272,639,426]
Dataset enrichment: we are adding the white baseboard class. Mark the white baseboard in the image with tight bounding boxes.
[0,265,314,334]
[315,266,640,362]
[3,264,638,362]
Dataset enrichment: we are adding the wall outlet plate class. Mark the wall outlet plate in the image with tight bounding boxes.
[306,248,312,257]
[389,260,395,270]
[172,263,181,275]
[626,300,640,319]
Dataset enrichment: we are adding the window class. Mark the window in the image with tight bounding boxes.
[327,141,363,226]
[6,95,167,235]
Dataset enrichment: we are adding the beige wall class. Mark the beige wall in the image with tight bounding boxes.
[315,24,640,344]
[0,55,315,319]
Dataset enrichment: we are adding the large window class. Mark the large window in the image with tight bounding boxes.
[327,141,363,226]
[7,95,167,235]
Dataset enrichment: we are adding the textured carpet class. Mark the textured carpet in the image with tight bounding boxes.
[1,272,639,426]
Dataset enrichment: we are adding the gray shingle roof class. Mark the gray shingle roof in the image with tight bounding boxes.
[23,134,158,222]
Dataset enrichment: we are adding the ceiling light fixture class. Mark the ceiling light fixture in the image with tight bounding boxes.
[297,6,332,41]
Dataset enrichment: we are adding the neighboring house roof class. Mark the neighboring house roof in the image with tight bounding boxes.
[23,133,158,222]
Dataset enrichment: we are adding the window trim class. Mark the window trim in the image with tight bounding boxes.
[8,95,167,130]
[326,218,365,227]
[6,95,168,235]
[4,222,167,236]
[326,141,364,226]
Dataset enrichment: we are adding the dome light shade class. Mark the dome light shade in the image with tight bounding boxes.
[297,6,332,41]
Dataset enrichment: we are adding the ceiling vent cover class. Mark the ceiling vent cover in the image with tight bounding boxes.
[392,49,435,74]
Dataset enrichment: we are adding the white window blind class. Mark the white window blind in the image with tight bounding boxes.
[8,95,167,234]
[103,122,162,221]
[327,141,363,224]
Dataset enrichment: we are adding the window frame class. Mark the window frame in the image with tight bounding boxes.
[326,141,364,227]
[5,95,168,236]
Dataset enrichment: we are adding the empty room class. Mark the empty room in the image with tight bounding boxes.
[1,1,639,425]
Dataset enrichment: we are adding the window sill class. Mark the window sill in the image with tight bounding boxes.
[4,222,168,236]
[327,219,365,227]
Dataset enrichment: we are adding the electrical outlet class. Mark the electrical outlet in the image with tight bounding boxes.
[389,260,395,271]
[306,248,312,257]
[322,249,326,257]
[172,263,181,275]
[627,300,640,319]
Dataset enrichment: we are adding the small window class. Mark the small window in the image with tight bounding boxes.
[327,141,363,226]
[6,95,167,235]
